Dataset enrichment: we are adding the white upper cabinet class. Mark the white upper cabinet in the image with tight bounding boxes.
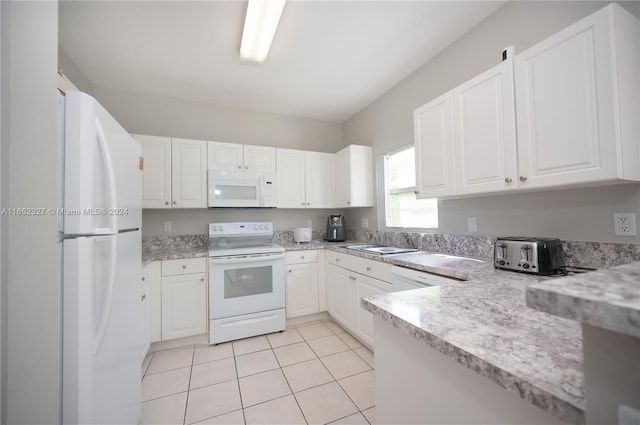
[334,145,374,207]
[453,59,517,195]
[172,138,208,208]
[208,141,276,173]
[276,148,333,208]
[136,135,172,208]
[414,3,638,198]
[515,3,639,189]
[414,92,455,198]
[136,135,207,208]
[276,149,306,208]
[304,151,334,208]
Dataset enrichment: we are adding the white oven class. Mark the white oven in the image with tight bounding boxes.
[208,222,285,344]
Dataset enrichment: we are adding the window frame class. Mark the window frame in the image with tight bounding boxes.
[376,144,439,232]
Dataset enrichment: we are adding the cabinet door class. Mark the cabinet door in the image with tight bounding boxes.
[453,60,517,194]
[345,145,374,207]
[414,91,455,198]
[286,263,319,318]
[172,138,207,208]
[334,147,350,208]
[143,261,162,343]
[355,275,391,348]
[141,282,150,361]
[276,148,306,208]
[326,265,355,330]
[514,5,630,188]
[305,152,334,208]
[161,273,207,340]
[207,141,243,171]
[244,145,276,173]
[135,135,171,209]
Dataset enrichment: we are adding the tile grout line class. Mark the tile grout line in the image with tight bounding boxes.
[182,346,196,425]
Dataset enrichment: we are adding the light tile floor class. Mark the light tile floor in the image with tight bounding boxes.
[141,320,376,425]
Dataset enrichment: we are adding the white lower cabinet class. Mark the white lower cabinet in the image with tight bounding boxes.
[326,253,392,348]
[326,264,356,329]
[161,273,207,340]
[285,250,320,318]
[142,261,161,356]
[142,258,207,346]
[355,275,391,347]
[161,258,207,341]
[140,278,150,361]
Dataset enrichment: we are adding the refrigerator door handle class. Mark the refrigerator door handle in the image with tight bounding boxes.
[95,117,118,235]
[93,236,118,354]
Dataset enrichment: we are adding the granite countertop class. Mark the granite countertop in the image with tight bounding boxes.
[359,250,587,424]
[142,246,209,265]
[526,262,640,338]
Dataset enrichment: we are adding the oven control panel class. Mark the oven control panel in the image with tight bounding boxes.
[209,222,273,237]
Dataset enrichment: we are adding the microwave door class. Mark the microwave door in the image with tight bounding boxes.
[209,179,262,207]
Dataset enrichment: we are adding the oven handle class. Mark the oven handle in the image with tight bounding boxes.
[209,252,285,265]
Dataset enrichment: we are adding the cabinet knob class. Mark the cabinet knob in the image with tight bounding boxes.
[504,177,512,183]
[347,201,351,205]
[141,294,146,301]
[336,258,340,262]
[238,165,242,170]
[519,176,528,182]
[201,278,205,282]
[366,266,371,272]
[306,203,310,206]
[414,190,419,195]
[173,201,177,205]
[301,203,305,206]
[245,166,249,170]
[288,270,292,273]
[141,276,146,281]
[301,256,305,259]
[165,201,169,205]
[182,265,187,269]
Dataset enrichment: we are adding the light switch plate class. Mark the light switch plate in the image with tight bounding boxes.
[164,221,172,232]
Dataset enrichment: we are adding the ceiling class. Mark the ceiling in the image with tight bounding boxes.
[59,1,506,123]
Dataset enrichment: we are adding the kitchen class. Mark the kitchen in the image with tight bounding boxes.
[2,1,640,424]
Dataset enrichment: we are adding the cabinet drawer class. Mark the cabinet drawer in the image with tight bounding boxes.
[162,257,207,276]
[326,251,353,269]
[350,256,393,283]
[286,250,318,265]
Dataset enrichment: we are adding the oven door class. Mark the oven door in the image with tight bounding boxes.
[209,252,285,319]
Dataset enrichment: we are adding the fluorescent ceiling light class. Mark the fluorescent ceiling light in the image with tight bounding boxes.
[240,0,286,63]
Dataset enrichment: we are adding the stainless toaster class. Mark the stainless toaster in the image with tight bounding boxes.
[494,237,566,275]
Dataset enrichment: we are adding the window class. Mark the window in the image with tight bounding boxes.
[382,146,438,229]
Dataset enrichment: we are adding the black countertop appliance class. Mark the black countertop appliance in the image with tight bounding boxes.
[326,214,346,242]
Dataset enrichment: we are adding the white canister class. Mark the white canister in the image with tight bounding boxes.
[293,228,312,243]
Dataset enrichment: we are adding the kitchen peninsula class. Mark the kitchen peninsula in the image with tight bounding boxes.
[363,255,639,425]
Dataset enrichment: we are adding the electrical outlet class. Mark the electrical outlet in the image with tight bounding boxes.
[306,219,312,228]
[614,213,637,236]
[164,221,172,232]
[467,217,477,233]
[361,217,369,228]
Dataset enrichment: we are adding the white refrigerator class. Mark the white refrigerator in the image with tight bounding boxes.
[58,90,142,424]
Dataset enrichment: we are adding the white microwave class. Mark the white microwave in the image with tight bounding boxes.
[207,170,277,208]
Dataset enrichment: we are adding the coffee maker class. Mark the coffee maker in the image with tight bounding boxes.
[326,215,346,242]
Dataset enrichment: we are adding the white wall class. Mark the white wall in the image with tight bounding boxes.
[1,1,60,423]
[143,208,344,237]
[92,85,344,153]
[343,0,640,244]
